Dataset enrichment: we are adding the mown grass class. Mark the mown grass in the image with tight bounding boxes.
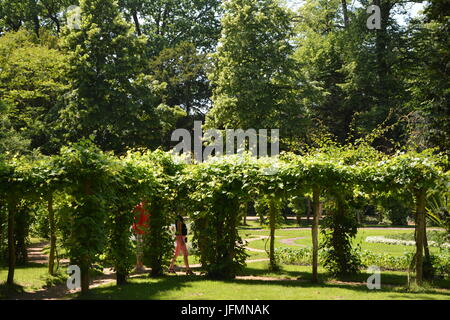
[239,228,442,256]
[78,262,450,300]
[2,228,448,300]
[0,262,67,299]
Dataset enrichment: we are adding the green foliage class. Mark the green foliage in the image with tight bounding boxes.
[387,230,449,245]
[60,0,180,153]
[275,247,450,278]
[376,193,413,226]
[119,0,222,53]
[149,41,210,120]
[53,140,116,285]
[320,198,362,276]
[0,30,68,154]
[207,0,309,147]
[183,155,258,278]
[136,150,186,276]
[406,3,450,153]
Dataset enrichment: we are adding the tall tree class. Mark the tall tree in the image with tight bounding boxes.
[119,0,222,53]
[60,0,182,153]
[293,0,411,149]
[0,30,69,154]
[406,0,450,153]
[149,42,212,125]
[207,0,310,148]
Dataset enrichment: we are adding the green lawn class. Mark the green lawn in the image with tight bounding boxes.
[0,263,49,293]
[79,262,450,300]
[1,228,449,300]
[239,227,440,256]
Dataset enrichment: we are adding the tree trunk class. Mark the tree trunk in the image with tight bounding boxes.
[423,215,434,280]
[116,272,127,286]
[0,201,3,255]
[341,0,349,27]
[132,11,142,36]
[268,199,277,271]
[415,190,426,286]
[306,198,311,223]
[51,15,60,34]
[312,188,320,283]
[80,261,90,294]
[7,198,17,286]
[29,0,40,37]
[48,193,56,275]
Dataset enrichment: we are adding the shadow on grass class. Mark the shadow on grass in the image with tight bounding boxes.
[0,262,49,271]
[77,265,450,300]
[0,282,26,299]
[78,272,450,300]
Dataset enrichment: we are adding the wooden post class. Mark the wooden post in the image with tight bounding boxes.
[415,190,426,286]
[80,260,90,294]
[268,199,277,271]
[312,187,320,283]
[7,197,17,286]
[80,180,93,294]
[48,193,56,275]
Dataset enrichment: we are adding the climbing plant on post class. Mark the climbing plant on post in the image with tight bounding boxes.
[1,155,34,286]
[414,188,426,285]
[139,150,185,277]
[255,156,298,272]
[29,156,65,276]
[185,155,258,279]
[54,141,115,294]
[103,154,147,285]
[376,150,447,286]
[311,186,321,283]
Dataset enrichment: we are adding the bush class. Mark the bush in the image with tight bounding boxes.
[377,194,413,226]
[274,247,450,278]
[320,198,362,276]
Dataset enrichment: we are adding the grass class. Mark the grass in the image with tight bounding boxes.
[239,228,442,256]
[78,262,450,300]
[0,262,67,299]
[386,230,448,242]
[1,227,448,300]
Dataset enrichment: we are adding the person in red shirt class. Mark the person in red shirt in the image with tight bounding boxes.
[132,200,150,272]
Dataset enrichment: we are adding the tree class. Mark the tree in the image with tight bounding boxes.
[60,0,182,153]
[0,30,68,155]
[0,0,27,33]
[119,0,222,53]
[207,0,309,149]
[293,0,411,150]
[406,1,450,153]
[149,42,212,132]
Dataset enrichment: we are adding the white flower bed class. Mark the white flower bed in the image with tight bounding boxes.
[365,236,450,248]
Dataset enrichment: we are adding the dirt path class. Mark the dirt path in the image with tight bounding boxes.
[10,237,272,300]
